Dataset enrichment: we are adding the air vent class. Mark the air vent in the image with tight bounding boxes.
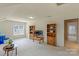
[47,16,52,17]
[46,16,53,18]
[56,3,64,6]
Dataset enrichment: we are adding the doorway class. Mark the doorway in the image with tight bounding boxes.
[64,19,79,49]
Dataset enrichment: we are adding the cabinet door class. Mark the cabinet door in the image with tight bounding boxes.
[47,36,56,45]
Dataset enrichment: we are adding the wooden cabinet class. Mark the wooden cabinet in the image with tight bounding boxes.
[29,26,35,39]
[47,24,56,46]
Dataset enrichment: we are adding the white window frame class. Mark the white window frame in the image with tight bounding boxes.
[13,24,25,35]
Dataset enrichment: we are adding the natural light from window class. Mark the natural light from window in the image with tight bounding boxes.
[13,24,24,35]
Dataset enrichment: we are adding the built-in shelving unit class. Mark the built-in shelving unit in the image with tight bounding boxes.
[29,26,35,39]
[47,24,56,46]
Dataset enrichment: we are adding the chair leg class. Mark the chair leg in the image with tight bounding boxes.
[7,51,9,56]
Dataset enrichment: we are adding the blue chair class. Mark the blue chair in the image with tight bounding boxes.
[0,35,5,44]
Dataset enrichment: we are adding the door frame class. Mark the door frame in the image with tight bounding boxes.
[64,18,78,47]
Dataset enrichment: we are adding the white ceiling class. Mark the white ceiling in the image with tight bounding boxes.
[0,3,79,21]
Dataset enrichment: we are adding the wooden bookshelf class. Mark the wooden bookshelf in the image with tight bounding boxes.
[47,24,56,46]
[29,26,35,40]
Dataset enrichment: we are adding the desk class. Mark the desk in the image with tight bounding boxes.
[34,35,44,43]
[37,36,44,43]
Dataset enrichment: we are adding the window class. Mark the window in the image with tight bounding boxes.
[68,25,76,35]
[13,24,25,35]
[68,24,77,41]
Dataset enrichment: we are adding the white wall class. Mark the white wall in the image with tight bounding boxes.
[0,20,26,39]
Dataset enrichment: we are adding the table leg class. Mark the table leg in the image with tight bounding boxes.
[3,51,6,56]
[7,51,9,56]
[5,51,6,54]
[15,47,17,56]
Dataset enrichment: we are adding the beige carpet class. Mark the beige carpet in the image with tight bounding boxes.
[0,38,79,56]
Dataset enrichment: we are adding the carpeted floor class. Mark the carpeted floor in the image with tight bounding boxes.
[0,38,79,56]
